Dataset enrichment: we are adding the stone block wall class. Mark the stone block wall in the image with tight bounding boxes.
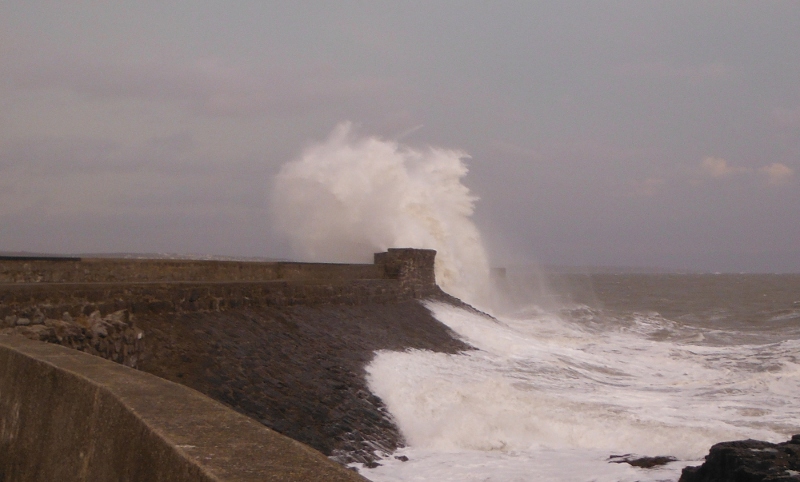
[0,249,439,319]
[0,257,382,284]
[374,248,437,297]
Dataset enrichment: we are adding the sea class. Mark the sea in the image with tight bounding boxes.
[264,123,800,481]
[356,271,800,482]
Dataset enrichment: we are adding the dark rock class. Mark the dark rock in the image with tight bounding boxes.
[395,455,409,462]
[3,315,17,328]
[609,454,678,468]
[680,435,800,482]
[2,310,143,369]
[31,308,45,325]
[91,321,108,338]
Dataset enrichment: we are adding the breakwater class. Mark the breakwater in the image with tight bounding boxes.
[0,336,365,482]
[0,249,472,478]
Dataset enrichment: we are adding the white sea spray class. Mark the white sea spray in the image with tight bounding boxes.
[270,122,491,303]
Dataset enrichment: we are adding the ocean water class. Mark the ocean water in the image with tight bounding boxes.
[267,124,800,481]
[357,272,800,482]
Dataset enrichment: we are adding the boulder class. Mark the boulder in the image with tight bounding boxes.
[608,454,677,468]
[680,435,800,482]
[2,315,17,328]
[31,308,45,325]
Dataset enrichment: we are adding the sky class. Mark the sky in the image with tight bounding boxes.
[1,1,798,272]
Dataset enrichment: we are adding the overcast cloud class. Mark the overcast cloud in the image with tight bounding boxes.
[1,1,798,272]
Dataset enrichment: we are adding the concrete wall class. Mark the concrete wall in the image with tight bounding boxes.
[0,335,365,482]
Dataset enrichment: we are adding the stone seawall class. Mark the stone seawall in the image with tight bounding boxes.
[0,248,474,477]
[0,249,438,286]
[0,249,439,320]
[0,257,380,284]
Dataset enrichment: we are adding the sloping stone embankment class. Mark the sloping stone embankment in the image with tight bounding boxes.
[135,294,471,466]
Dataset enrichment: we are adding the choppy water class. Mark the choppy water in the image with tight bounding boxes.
[358,273,800,482]
[264,124,799,481]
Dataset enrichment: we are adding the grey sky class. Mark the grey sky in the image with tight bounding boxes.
[1,1,798,272]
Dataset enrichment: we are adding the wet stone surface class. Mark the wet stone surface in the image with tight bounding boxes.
[134,293,472,466]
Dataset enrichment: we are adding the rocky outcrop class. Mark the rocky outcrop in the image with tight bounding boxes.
[608,454,677,468]
[1,309,144,368]
[680,435,800,482]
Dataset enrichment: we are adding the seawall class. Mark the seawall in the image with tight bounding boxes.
[0,248,439,320]
[0,248,473,477]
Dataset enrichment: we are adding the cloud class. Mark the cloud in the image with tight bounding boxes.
[491,140,541,160]
[0,133,198,176]
[2,51,394,118]
[772,107,800,129]
[760,163,794,185]
[700,157,750,178]
[617,61,729,83]
[698,157,794,186]
[628,177,665,197]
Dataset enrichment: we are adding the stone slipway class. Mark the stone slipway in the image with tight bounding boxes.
[0,335,365,481]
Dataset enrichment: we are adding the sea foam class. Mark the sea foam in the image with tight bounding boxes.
[362,301,800,481]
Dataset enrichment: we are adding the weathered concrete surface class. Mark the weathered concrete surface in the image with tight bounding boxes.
[0,335,366,482]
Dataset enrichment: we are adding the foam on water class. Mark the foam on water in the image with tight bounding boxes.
[361,302,800,481]
[272,124,799,481]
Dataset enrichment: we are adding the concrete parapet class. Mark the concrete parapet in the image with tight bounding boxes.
[0,335,365,481]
